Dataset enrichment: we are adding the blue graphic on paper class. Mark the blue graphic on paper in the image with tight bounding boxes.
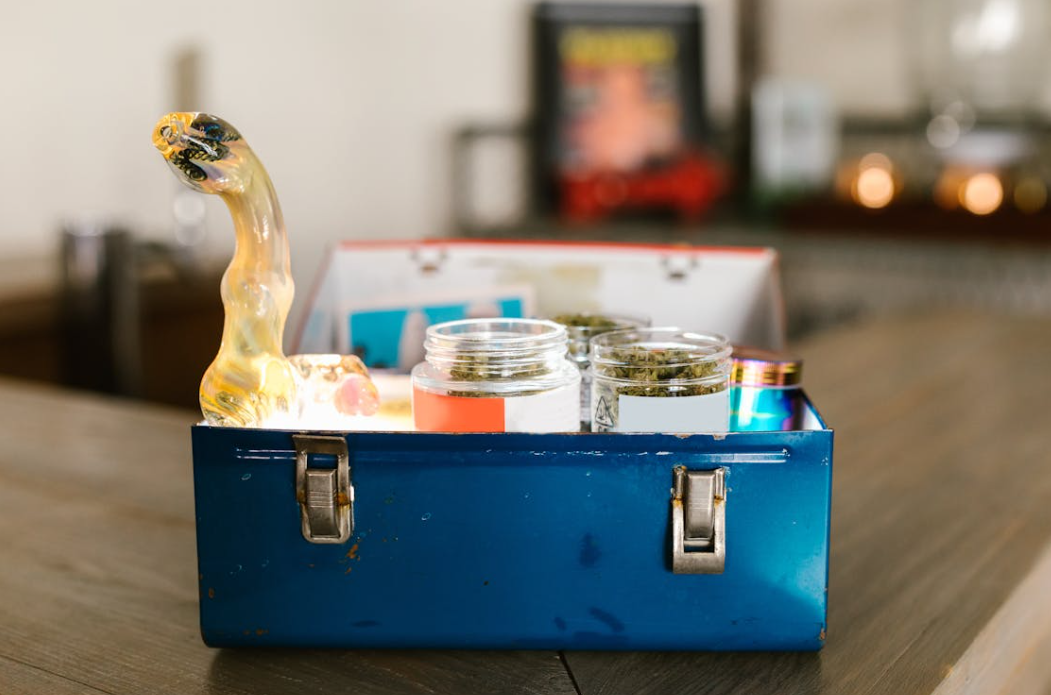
[348,298,524,370]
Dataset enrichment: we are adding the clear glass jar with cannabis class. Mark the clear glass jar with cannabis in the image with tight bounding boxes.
[550,312,650,430]
[589,328,731,433]
[411,318,580,432]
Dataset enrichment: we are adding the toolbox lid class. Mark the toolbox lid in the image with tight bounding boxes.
[293,239,785,371]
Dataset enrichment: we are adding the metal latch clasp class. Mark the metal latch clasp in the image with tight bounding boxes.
[671,467,726,574]
[294,434,353,544]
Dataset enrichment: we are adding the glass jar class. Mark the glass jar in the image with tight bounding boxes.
[589,328,731,433]
[411,318,580,432]
[729,347,803,432]
[551,312,650,430]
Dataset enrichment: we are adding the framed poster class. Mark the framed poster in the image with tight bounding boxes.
[531,3,721,223]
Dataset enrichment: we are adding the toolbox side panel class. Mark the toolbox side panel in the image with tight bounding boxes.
[192,428,832,650]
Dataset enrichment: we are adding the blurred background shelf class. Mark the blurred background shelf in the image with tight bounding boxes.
[0,255,223,410]
[456,221,1051,340]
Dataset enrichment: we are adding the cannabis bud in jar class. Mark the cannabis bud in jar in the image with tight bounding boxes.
[445,350,551,384]
[589,328,730,433]
[550,312,650,430]
[411,319,580,432]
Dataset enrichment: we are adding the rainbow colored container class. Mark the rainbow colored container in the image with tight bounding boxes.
[729,347,804,432]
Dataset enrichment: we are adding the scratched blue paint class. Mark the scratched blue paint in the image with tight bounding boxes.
[191,403,833,650]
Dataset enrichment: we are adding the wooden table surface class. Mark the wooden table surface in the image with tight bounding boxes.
[2,312,1050,695]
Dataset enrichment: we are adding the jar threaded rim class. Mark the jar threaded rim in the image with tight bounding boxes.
[590,327,731,385]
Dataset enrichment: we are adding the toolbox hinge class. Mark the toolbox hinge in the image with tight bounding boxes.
[671,467,726,574]
[294,434,353,544]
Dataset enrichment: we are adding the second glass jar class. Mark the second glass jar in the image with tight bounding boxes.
[551,312,650,430]
[589,328,731,433]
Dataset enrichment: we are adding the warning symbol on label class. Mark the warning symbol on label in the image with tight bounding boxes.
[593,395,614,429]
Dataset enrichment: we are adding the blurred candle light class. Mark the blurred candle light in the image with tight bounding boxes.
[960,173,1003,215]
[851,153,896,209]
[1013,176,1047,213]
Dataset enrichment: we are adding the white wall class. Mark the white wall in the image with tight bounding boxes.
[0,1,527,302]
[763,0,913,117]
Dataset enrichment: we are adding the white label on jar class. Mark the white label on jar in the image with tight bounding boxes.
[504,384,580,432]
[579,371,593,425]
[616,391,730,433]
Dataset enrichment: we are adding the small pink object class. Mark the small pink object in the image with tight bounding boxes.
[337,374,380,416]
[287,354,380,424]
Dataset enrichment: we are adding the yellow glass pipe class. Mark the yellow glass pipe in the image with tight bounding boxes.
[152,112,377,427]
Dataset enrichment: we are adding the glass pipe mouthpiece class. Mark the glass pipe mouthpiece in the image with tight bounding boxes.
[152,112,247,194]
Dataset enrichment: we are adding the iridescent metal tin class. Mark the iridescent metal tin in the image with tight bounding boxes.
[730,347,804,432]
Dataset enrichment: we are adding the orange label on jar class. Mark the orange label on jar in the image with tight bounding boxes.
[412,387,506,432]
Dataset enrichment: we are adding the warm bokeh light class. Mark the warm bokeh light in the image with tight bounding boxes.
[960,173,1003,216]
[1013,177,1047,213]
[852,154,895,209]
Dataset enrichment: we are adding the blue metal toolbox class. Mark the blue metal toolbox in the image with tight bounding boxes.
[190,241,833,650]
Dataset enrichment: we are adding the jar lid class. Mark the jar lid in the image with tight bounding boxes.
[425,318,567,356]
[731,346,802,386]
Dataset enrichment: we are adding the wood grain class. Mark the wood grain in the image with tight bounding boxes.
[564,312,1051,694]
[0,654,113,695]
[1,313,1049,694]
[931,541,1051,695]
